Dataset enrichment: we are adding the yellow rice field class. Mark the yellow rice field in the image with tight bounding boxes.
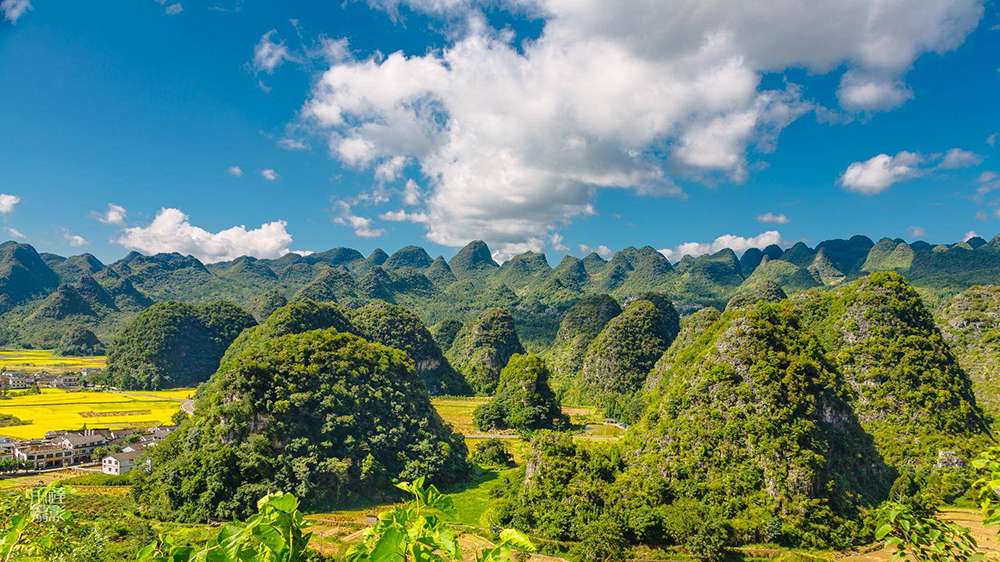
[0,388,192,439]
[0,349,106,373]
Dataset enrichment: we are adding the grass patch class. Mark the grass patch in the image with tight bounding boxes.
[445,467,516,528]
[432,396,489,434]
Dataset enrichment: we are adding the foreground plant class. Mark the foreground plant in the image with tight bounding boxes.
[874,501,980,562]
[972,446,1000,531]
[137,492,312,562]
[0,483,72,561]
[347,477,533,562]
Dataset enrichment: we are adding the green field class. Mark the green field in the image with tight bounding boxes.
[0,388,191,439]
[0,349,106,373]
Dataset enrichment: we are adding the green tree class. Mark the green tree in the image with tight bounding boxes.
[106,301,256,389]
[350,300,471,395]
[134,327,468,522]
[447,309,524,395]
[55,326,105,356]
[580,293,679,420]
[473,354,566,432]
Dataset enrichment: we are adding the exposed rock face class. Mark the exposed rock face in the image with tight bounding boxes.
[936,285,1000,418]
[620,303,891,545]
[794,272,989,468]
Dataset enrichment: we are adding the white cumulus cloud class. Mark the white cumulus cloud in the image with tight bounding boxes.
[375,156,407,183]
[97,203,127,225]
[659,230,782,261]
[549,232,569,252]
[1,0,30,23]
[64,233,88,247]
[333,201,384,238]
[908,226,926,238]
[841,146,982,194]
[278,138,308,151]
[164,3,182,15]
[253,30,294,74]
[402,179,421,205]
[757,212,789,224]
[227,165,243,177]
[261,168,279,181]
[303,0,981,256]
[963,230,979,241]
[0,194,20,215]
[380,209,429,223]
[939,148,982,169]
[840,152,925,194]
[837,72,913,112]
[5,227,25,240]
[578,244,613,260]
[116,208,294,263]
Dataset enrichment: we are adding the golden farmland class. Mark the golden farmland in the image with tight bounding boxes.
[0,349,106,373]
[0,388,192,439]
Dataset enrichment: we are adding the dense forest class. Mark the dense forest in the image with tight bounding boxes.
[2,234,999,352]
[2,235,1000,560]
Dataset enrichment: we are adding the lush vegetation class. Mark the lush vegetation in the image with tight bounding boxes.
[473,354,567,433]
[580,293,679,420]
[725,279,787,310]
[446,308,524,395]
[54,326,105,356]
[133,326,469,521]
[546,294,621,398]
[137,492,315,562]
[347,478,533,562]
[105,301,256,389]
[349,300,471,395]
[1,234,998,354]
[937,284,1000,419]
[469,439,515,467]
[794,272,989,471]
[3,235,1000,560]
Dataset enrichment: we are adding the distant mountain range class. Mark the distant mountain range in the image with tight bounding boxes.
[1,233,998,349]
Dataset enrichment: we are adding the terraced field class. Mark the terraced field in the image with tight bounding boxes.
[0,388,192,439]
[0,349,106,373]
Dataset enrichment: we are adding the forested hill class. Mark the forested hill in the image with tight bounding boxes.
[1,234,999,349]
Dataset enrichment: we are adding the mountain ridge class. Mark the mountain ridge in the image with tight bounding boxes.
[1,233,998,349]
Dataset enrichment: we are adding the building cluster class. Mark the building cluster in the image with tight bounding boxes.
[1,368,102,390]
[0,424,176,474]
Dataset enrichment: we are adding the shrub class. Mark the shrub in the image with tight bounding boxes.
[470,439,514,468]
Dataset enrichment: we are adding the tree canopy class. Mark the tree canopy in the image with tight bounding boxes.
[133,327,469,522]
[473,354,567,432]
[446,308,524,395]
[106,301,256,389]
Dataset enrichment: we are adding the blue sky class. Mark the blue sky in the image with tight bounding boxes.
[0,1,998,264]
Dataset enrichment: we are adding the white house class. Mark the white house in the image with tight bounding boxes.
[14,444,72,469]
[56,433,107,462]
[102,451,142,475]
